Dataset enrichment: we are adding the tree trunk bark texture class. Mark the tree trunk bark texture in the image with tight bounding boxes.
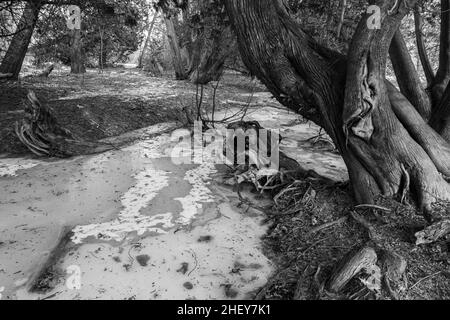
[0,1,42,80]
[187,26,236,84]
[70,29,86,74]
[164,15,188,80]
[138,12,159,69]
[223,0,450,216]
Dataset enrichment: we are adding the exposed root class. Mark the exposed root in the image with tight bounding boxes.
[327,246,379,293]
[15,90,118,157]
[415,219,450,245]
[325,200,414,299]
[261,176,449,300]
[382,251,408,299]
[0,73,13,79]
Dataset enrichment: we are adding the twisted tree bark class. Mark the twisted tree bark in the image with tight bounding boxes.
[187,25,235,84]
[223,0,450,216]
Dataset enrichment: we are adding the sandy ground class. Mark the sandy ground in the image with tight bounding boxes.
[0,71,346,300]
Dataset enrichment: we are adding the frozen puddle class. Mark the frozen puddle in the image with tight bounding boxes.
[1,122,273,300]
[70,166,172,244]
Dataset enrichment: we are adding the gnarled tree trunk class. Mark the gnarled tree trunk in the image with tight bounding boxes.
[187,26,235,84]
[223,0,450,216]
[0,1,42,80]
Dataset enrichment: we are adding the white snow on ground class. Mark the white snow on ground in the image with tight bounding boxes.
[128,134,171,159]
[69,122,183,243]
[17,201,273,300]
[70,123,221,243]
[175,162,217,224]
[0,158,41,177]
[71,166,173,244]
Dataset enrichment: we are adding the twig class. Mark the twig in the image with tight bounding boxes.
[188,250,198,277]
[308,216,348,236]
[354,204,391,212]
[409,271,442,291]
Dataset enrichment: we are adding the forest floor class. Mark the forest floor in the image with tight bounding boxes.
[0,67,449,300]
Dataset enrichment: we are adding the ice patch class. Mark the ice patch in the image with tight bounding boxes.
[71,166,173,244]
[131,135,171,159]
[175,162,217,224]
[0,159,41,177]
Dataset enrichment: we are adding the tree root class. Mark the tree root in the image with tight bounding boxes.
[326,207,410,299]
[0,73,13,79]
[415,219,450,245]
[326,244,408,299]
[15,90,117,157]
[327,246,378,293]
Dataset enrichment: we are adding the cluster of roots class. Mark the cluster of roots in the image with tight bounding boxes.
[15,91,117,157]
[221,121,450,300]
[258,173,450,299]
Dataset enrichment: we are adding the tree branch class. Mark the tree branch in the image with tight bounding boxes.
[432,0,450,103]
[336,0,347,38]
[414,5,435,86]
[437,0,450,81]
[430,82,450,142]
[389,30,432,119]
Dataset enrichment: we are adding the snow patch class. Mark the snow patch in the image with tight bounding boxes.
[71,166,173,244]
[0,159,41,177]
[175,162,217,224]
[128,135,171,159]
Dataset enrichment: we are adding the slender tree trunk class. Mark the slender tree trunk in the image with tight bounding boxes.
[433,0,450,100]
[429,0,450,141]
[224,0,450,215]
[98,27,106,71]
[389,31,431,119]
[138,11,158,69]
[70,29,85,74]
[336,0,347,38]
[413,5,434,86]
[164,15,188,80]
[0,1,41,79]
